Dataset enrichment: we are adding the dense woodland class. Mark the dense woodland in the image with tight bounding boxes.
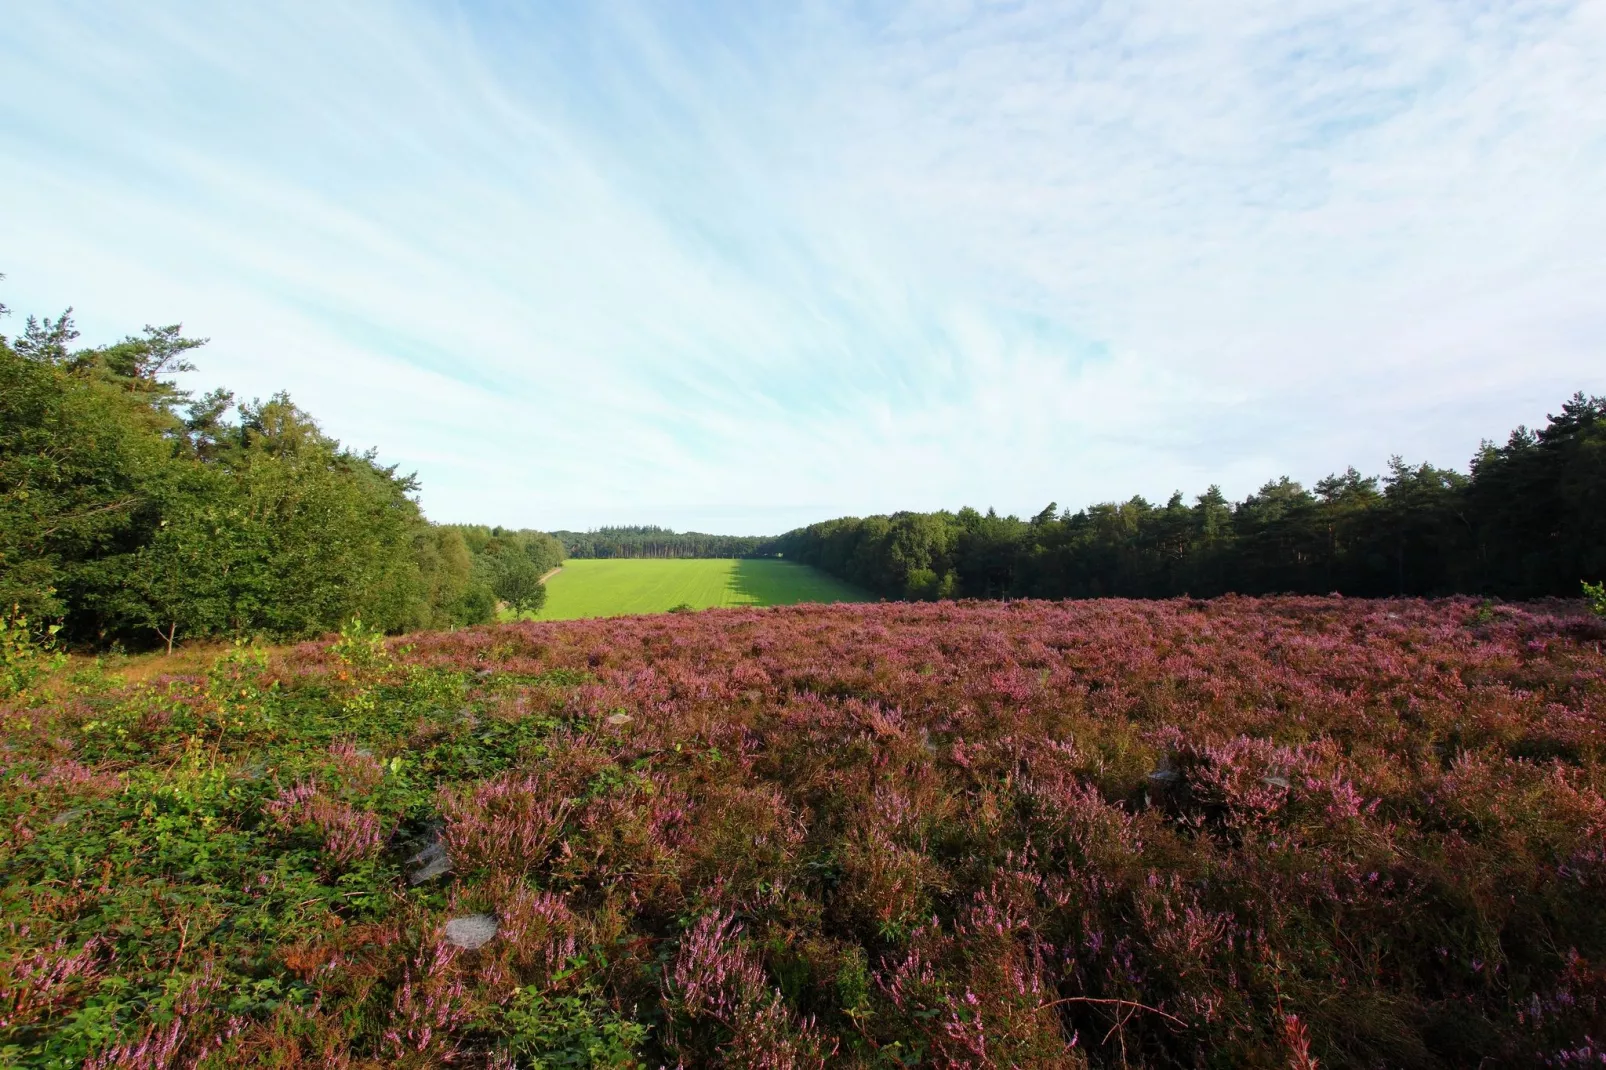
[0,299,566,649]
[773,394,1606,603]
[553,525,766,559]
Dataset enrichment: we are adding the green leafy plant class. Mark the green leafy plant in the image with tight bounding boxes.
[1584,579,1606,617]
[0,604,64,698]
[331,616,394,719]
[500,984,646,1068]
[331,616,391,673]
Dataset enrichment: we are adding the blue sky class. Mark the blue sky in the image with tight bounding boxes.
[2,1,1603,534]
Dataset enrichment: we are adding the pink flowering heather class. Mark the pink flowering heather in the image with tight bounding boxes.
[0,936,108,1033]
[266,779,389,866]
[4,595,1605,1065]
[438,772,572,876]
[380,940,473,1063]
[667,910,836,1069]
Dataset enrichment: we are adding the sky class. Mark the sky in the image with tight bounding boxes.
[2,1,1603,535]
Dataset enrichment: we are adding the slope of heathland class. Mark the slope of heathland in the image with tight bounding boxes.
[2,597,1604,1067]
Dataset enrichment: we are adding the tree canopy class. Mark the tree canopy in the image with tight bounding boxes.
[0,301,502,648]
[770,394,1606,604]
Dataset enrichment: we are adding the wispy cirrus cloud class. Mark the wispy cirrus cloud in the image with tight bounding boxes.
[1,0,1602,533]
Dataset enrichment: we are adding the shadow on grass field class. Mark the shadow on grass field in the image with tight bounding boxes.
[728,558,874,606]
[526,558,872,621]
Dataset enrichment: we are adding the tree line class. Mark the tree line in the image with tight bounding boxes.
[553,526,767,559]
[770,392,1606,603]
[0,294,570,649]
[7,286,1598,649]
[445,525,565,618]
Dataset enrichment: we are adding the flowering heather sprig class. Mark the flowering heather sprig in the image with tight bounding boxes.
[82,1016,186,1070]
[81,963,243,1070]
[326,739,384,793]
[670,911,764,1022]
[439,772,571,875]
[265,779,389,865]
[489,880,582,981]
[1300,771,1376,822]
[1166,735,1304,831]
[263,779,319,824]
[668,911,836,1069]
[381,940,472,1062]
[25,759,122,794]
[0,936,108,1031]
[878,912,1077,1068]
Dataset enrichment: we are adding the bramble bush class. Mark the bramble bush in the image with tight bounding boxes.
[0,606,64,700]
[2,595,1605,1067]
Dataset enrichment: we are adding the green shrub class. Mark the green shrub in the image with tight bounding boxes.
[501,985,647,1068]
[1585,579,1606,617]
[0,604,63,698]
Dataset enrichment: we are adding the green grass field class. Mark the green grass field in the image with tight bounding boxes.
[521,558,872,621]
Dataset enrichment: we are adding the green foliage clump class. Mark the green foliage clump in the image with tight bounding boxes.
[500,984,647,1068]
[0,606,63,698]
[0,297,493,650]
[1585,579,1606,617]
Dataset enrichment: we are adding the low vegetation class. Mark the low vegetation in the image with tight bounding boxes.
[3,596,1604,1067]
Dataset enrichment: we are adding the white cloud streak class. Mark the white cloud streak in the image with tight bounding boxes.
[1,0,1601,533]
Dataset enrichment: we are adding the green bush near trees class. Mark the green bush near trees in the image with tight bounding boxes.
[0,297,511,649]
[446,524,564,618]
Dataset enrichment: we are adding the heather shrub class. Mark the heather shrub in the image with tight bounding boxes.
[439,771,572,876]
[3,596,1605,1066]
[665,910,836,1069]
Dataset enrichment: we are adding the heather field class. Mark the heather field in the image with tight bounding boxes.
[3,597,1605,1069]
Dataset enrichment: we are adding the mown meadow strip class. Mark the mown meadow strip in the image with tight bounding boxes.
[2,597,1603,1067]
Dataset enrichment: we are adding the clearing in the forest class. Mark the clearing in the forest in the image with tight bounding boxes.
[525,557,872,620]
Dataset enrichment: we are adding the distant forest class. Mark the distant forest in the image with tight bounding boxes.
[553,526,766,559]
[4,288,1601,651]
[773,392,1606,603]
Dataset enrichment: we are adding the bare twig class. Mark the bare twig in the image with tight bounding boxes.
[38,498,142,537]
[1036,995,1187,1030]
